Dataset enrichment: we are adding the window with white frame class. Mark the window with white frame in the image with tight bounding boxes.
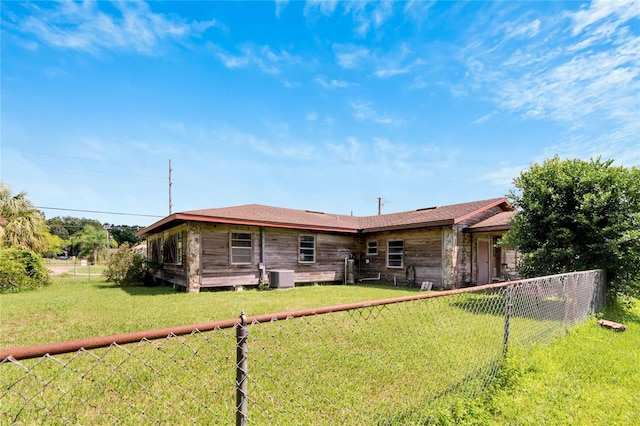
[387,240,404,268]
[230,232,253,265]
[367,240,378,255]
[299,235,316,263]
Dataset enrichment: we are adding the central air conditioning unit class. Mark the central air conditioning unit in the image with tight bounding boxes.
[268,270,295,289]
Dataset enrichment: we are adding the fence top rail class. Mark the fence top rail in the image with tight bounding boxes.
[1,270,603,361]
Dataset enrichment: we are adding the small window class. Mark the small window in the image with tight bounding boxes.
[387,240,404,268]
[299,235,316,263]
[367,241,378,256]
[231,232,253,265]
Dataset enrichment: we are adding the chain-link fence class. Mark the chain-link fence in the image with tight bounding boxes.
[1,270,605,425]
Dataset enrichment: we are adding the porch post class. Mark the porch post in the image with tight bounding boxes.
[186,224,201,293]
[442,227,457,290]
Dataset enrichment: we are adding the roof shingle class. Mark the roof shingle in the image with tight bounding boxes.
[138,197,512,237]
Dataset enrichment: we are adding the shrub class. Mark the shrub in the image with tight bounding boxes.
[103,243,159,286]
[0,247,52,293]
[103,243,146,286]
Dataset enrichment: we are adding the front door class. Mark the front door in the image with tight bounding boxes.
[477,239,490,285]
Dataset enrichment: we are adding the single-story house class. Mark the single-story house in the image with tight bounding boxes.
[136,197,517,293]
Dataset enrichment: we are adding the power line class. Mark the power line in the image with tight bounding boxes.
[35,206,164,218]
[22,151,162,169]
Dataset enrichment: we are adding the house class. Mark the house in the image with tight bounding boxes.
[136,197,517,293]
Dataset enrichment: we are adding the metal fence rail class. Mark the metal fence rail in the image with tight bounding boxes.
[1,270,605,425]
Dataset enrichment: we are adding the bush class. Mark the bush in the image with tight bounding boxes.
[0,248,52,293]
[103,243,157,286]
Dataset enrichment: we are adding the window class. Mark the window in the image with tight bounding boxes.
[163,233,182,265]
[367,241,378,255]
[299,235,316,263]
[387,240,404,268]
[149,238,160,262]
[230,232,253,265]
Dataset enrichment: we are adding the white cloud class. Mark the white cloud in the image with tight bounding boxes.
[314,76,352,89]
[351,101,402,125]
[306,112,318,121]
[333,44,370,69]
[15,1,214,55]
[403,0,436,26]
[214,127,316,161]
[570,0,640,35]
[472,111,497,125]
[275,0,289,18]
[343,1,395,37]
[461,0,639,160]
[304,0,338,17]
[326,137,362,163]
[213,43,299,74]
[479,165,527,186]
[505,19,541,39]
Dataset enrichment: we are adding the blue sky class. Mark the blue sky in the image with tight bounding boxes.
[2,0,639,227]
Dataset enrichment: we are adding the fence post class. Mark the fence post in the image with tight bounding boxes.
[236,312,248,426]
[503,285,513,355]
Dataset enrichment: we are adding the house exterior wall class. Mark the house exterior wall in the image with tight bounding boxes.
[470,232,518,284]
[359,228,443,287]
[154,223,359,289]
[146,224,188,288]
[454,206,507,287]
[143,206,511,292]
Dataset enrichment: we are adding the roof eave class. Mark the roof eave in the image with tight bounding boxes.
[466,225,511,233]
[137,213,360,236]
[361,219,455,234]
[453,198,512,224]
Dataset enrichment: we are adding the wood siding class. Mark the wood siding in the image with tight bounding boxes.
[146,206,512,291]
[359,228,443,286]
[197,224,357,287]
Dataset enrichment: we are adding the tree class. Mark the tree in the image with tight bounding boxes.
[504,157,640,297]
[109,225,143,246]
[47,216,102,256]
[0,181,50,253]
[71,225,107,264]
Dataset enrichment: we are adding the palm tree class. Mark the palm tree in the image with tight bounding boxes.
[0,182,49,252]
[71,225,106,264]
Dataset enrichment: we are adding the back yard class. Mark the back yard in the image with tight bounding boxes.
[1,275,638,424]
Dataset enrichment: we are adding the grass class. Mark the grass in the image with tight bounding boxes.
[2,275,637,424]
[0,275,419,348]
[484,297,640,425]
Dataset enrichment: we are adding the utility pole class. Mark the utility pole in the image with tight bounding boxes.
[169,159,173,215]
[378,197,384,216]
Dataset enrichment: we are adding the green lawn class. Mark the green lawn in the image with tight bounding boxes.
[0,275,418,348]
[2,275,637,424]
[485,297,640,425]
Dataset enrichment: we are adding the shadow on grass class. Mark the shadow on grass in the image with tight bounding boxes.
[94,283,176,296]
[602,298,640,324]
[450,291,567,321]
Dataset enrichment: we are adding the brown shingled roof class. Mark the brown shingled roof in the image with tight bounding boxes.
[359,198,510,232]
[466,211,516,232]
[137,197,512,237]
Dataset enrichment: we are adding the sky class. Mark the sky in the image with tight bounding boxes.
[1,0,639,227]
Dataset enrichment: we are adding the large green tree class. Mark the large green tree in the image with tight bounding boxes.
[0,182,50,253]
[71,225,107,264]
[505,157,640,297]
[109,225,143,246]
